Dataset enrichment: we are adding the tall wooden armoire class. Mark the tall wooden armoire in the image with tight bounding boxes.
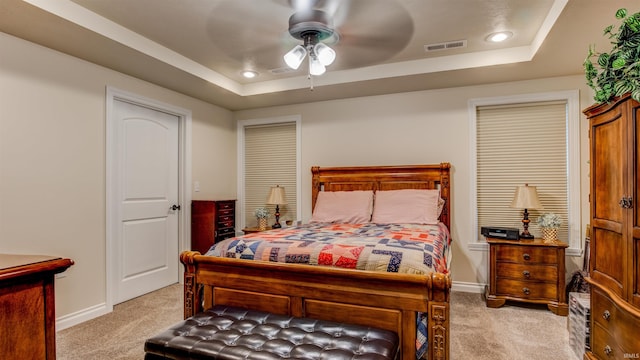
[583,93,640,359]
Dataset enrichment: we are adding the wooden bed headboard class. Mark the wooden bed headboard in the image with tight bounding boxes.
[311,162,451,229]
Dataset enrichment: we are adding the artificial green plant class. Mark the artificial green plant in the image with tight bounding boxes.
[584,8,640,104]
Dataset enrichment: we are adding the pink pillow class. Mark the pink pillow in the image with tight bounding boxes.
[311,190,374,223]
[372,189,441,224]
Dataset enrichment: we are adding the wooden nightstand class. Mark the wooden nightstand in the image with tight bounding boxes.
[242,226,272,234]
[484,237,568,316]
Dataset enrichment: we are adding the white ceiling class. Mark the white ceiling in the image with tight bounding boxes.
[0,0,634,110]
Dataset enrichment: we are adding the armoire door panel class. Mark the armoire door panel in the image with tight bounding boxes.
[592,117,624,224]
[592,228,624,297]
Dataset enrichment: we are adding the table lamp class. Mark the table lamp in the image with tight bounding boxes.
[266,185,288,228]
[510,184,543,239]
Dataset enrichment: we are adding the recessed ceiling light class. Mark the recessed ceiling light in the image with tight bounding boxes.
[242,70,258,79]
[486,31,513,43]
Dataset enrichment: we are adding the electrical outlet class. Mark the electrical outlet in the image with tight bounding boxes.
[194,181,200,192]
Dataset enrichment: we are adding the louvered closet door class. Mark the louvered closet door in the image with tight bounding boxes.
[589,101,626,299]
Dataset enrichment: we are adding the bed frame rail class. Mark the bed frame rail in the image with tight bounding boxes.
[181,251,451,360]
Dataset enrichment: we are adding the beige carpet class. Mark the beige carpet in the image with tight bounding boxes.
[450,292,575,359]
[56,286,577,359]
[57,284,184,360]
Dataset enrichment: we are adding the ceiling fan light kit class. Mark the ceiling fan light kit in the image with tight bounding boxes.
[284,9,336,77]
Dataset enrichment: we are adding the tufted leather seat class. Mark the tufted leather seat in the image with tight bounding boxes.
[144,305,399,360]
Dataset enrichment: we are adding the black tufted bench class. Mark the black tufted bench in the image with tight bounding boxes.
[144,305,399,360]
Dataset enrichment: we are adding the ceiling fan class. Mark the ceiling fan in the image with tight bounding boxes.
[283,9,337,76]
[279,0,414,77]
[202,0,414,80]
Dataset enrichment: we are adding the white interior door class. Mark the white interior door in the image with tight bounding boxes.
[112,99,180,304]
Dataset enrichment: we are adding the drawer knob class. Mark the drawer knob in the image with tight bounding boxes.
[604,345,612,356]
[523,253,531,261]
[522,270,530,278]
[522,287,530,295]
[602,310,611,321]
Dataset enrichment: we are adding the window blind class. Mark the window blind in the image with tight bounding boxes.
[476,101,568,241]
[244,122,297,227]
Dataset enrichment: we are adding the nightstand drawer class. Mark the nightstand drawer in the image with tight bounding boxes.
[495,278,557,299]
[496,263,557,282]
[496,245,557,264]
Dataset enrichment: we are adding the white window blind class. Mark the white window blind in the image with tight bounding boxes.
[244,122,297,227]
[476,100,568,241]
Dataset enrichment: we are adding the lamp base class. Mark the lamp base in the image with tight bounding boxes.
[272,204,282,229]
[520,208,534,240]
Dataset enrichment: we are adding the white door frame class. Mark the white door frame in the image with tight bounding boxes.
[105,86,191,311]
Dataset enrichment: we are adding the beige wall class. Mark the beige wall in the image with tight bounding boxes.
[0,32,235,322]
[0,29,594,324]
[234,76,594,287]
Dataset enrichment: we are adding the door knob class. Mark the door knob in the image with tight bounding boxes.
[170,205,181,211]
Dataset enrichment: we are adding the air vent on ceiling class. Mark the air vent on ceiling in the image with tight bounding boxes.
[424,40,467,52]
[270,67,297,74]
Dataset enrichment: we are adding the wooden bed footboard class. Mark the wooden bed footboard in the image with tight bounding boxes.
[180,251,451,360]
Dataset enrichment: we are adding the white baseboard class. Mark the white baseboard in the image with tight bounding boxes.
[452,281,486,293]
[56,302,113,331]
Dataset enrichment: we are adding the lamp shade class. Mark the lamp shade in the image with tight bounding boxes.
[510,184,543,209]
[309,57,326,75]
[266,185,288,205]
[314,42,336,66]
[284,45,306,70]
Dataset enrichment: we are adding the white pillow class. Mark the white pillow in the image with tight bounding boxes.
[311,190,374,224]
[372,189,441,224]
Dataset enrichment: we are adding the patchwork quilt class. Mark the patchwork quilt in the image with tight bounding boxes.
[206,222,451,359]
[206,222,450,275]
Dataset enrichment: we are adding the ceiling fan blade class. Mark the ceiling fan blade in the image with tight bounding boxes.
[330,0,414,68]
[206,0,295,67]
